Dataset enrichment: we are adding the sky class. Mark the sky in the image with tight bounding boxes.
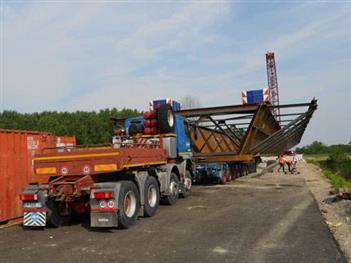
[0,0,350,146]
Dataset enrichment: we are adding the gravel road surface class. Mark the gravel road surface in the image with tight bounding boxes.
[0,167,346,263]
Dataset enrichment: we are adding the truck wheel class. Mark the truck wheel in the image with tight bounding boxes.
[161,172,179,205]
[46,199,71,227]
[143,176,160,217]
[219,176,226,184]
[158,104,175,133]
[180,169,192,198]
[117,181,140,229]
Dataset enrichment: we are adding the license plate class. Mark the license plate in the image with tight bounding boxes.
[23,202,41,208]
[98,218,109,222]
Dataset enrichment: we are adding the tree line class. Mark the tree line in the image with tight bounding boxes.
[0,109,141,145]
[296,141,351,180]
[295,141,351,155]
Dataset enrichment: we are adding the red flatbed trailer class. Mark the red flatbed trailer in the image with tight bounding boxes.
[34,145,167,177]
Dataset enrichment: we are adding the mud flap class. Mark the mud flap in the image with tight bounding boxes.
[90,182,121,228]
[22,184,48,227]
[90,212,118,228]
[23,212,46,227]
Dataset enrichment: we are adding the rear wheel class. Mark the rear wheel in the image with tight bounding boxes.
[143,176,160,217]
[227,171,232,182]
[219,176,226,184]
[46,199,71,227]
[117,181,140,229]
[161,172,179,205]
[180,169,192,198]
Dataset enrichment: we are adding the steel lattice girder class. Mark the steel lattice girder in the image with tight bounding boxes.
[185,125,241,162]
[248,99,317,155]
[239,104,280,154]
[178,104,259,117]
[179,99,317,162]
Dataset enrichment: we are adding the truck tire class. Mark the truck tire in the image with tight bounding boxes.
[117,181,140,229]
[180,169,192,198]
[158,104,175,133]
[160,172,179,205]
[46,199,71,227]
[219,176,226,184]
[143,176,160,217]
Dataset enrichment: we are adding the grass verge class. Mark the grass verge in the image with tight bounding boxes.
[322,170,351,189]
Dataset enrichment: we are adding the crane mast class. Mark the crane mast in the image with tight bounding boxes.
[266,52,281,123]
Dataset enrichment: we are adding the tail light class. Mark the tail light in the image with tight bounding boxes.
[99,200,107,208]
[93,191,113,199]
[98,199,115,210]
[107,200,115,208]
[20,194,38,201]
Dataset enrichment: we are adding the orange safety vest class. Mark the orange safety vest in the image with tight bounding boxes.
[279,156,285,164]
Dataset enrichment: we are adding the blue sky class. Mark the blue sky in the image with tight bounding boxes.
[0,1,350,146]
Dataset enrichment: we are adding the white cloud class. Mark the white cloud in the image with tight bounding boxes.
[63,1,232,110]
[1,2,350,145]
[2,2,108,111]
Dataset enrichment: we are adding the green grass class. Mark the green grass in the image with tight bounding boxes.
[305,155,351,189]
[323,170,351,189]
[304,153,351,162]
[304,154,329,162]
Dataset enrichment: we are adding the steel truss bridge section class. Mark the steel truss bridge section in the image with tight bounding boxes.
[177,99,317,163]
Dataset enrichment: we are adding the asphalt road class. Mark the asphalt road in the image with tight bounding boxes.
[0,172,346,263]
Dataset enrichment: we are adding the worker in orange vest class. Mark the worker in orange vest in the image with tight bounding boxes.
[277,154,286,173]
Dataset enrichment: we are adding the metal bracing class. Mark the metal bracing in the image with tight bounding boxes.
[249,99,317,155]
[195,114,254,123]
[230,124,246,138]
[277,113,305,117]
[180,99,317,162]
[239,104,281,154]
[208,116,241,147]
[178,104,259,117]
[223,122,244,143]
[268,102,312,109]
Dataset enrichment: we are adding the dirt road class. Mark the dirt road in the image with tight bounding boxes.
[0,165,346,263]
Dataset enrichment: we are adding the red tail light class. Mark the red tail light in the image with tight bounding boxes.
[20,194,38,201]
[93,191,113,199]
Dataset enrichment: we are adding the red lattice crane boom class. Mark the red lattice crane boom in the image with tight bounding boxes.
[266,52,281,123]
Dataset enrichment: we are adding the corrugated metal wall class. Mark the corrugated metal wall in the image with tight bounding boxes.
[0,129,75,222]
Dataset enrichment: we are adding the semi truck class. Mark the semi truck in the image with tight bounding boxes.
[20,98,317,229]
[20,99,199,229]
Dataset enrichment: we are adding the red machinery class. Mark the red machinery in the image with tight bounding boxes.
[266,51,281,123]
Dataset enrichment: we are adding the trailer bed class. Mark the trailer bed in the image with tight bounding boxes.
[34,145,167,177]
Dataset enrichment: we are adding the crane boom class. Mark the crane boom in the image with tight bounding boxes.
[266,52,281,123]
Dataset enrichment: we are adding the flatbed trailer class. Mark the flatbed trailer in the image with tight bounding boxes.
[22,139,193,228]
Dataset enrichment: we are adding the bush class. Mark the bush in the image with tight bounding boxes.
[328,149,349,164]
[325,149,351,180]
[340,161,351,180]
[323,170,351,189]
